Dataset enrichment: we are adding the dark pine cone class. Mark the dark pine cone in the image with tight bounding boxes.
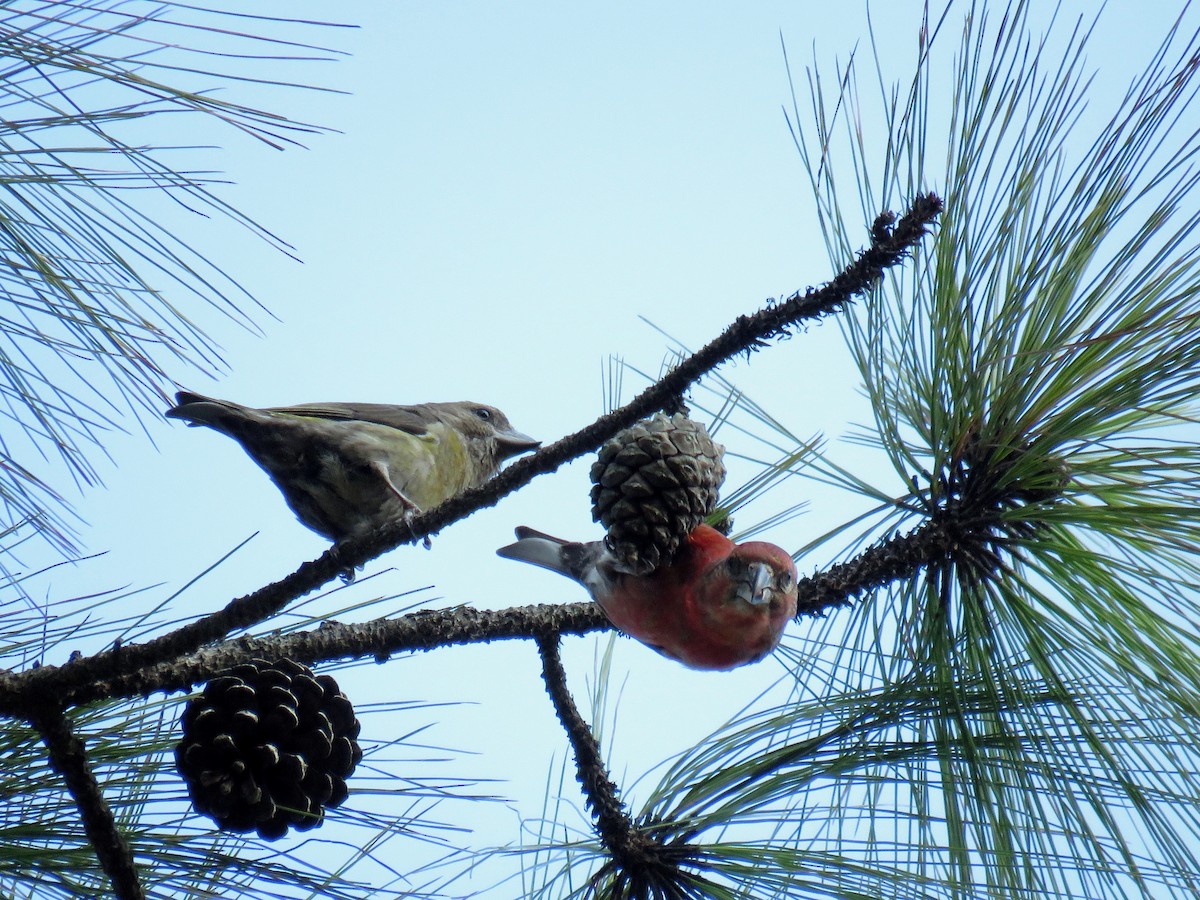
[590,412,726,575]
[175,657,363,841]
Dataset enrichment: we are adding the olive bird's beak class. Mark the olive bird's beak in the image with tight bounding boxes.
[496,429,541,459]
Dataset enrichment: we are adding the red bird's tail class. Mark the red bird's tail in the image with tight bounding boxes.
[496,527,574,575]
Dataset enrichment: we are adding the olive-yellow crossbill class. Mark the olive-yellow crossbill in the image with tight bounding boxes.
[498,524,797,670]
[168,392,538,542]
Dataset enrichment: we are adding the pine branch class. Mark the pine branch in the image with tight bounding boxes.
[537,635,636,860]
[10,514,971,708]
[16,602,607,708]
[1,507,1005,712]
[32,706,144,900]
[324,192,944,571]
[28,505,1017,707]
[0,193,940,714]
[795,516,961,615]
[538,634,696,896]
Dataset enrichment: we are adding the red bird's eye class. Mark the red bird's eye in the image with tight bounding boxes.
[776,570,794,592]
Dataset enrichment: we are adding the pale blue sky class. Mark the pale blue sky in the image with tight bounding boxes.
[15,1,1197,893]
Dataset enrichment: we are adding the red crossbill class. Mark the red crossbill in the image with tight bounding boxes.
[498,524,798,670]
[167,392,538,542]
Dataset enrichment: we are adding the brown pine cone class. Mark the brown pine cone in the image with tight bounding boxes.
[590,413,726,574]
[175,658,363,840]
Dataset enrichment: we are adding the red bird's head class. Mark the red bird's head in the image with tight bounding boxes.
[606,525,798,670]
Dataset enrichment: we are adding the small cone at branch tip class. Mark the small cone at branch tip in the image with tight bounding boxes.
[498,524,798,671]
[167,391,539,543]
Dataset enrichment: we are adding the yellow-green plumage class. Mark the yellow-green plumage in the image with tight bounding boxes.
[167,392,538,542]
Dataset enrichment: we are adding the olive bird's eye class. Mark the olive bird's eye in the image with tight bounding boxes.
[474,407,492,421]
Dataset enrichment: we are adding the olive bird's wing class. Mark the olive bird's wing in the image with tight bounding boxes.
[264,402,439,436]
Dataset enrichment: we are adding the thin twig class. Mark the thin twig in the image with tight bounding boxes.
[537,634,642,864]
[538,634,700,892]
[31,707,144,900]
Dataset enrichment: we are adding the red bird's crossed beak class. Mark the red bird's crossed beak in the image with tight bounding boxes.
[736,561,775,606]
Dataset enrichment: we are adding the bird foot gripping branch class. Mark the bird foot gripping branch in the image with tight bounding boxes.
[499,413,799,670]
